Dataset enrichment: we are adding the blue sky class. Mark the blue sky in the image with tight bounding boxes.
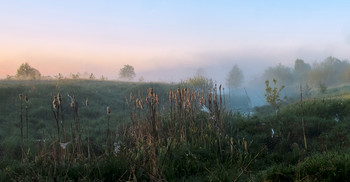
[0,0,349,82]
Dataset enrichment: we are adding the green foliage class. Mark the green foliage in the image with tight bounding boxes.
[257,152,350,181]
[257,56,350,93]
[308,57,349,86]
[180,75,213,92]
[264,79,285,114]
[119,64,136,81]
[2,80,350,181]
[263,63,294,86]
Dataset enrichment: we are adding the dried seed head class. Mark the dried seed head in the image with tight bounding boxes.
[25,96,29,103]
[106,106,111,114]
[52,96,58,109]
[155,94,159,104]
[57,93,62,105]
[85,98,89,107]
[70,102,75,108]
[19,94,23,100]
[138,100,144,109]
[148,88,153,97]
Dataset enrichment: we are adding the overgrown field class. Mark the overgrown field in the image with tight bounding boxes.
[1,80,350,181]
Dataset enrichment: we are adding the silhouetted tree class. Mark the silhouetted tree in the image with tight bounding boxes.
[307,57,349,86]
[294,59,311,83]
[119,64,136,81]
[226,64,244,89]
[71,73,80,79]
[180,75,213,93]
[16,62,41,79]
[263,63,293,86]
[226,64,244,108]
[89,73,95,80]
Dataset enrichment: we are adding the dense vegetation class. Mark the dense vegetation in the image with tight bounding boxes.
[1,79,350,181]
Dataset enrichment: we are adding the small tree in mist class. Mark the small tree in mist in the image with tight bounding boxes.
[16,62,41,79]
[263,63,293,86]
[264,79,285,116]
[226,64,244,89]
[180,68,213,94]
[55,73,64,80]
[294,59,311,83]
[71,73,80,79]
[89,73,95,80]
[101,75,107,81]
[181,75,213,93]
[226,64,244,108]
[119,64,136,81]
[138,76,145,82]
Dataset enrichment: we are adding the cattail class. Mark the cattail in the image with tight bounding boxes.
[148,88,153,98]
[57,92,62,105]
[135,98,139,108]
[155,94,159,104]
[70,101,75,108]
[106,106,111,114]
[244,138,247,152]
[85,98,89,107]
[52,96,58,109]
[138,99,144,109]
[25,96,29,103]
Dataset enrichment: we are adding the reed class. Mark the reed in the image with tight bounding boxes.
[19,94,24,162]
[106,106,111,155]
[11,83,260,181]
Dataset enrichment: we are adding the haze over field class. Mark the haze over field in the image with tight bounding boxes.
[1,1,350,83]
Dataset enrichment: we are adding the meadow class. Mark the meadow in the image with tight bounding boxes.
[1,79,350,181]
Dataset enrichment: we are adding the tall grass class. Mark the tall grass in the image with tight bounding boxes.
[2,80,350,181]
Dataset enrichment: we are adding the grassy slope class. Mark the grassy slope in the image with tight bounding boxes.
[0,80,172,163]
[1,80,350,181]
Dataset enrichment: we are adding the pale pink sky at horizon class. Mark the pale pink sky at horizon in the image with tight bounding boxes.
[1,1,350,83]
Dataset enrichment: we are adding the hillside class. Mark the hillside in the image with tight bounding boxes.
[1,80,350,181]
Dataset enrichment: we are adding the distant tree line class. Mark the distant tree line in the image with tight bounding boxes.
[6,57,350,91]
[6,62,110,81]
[260,56,350,90]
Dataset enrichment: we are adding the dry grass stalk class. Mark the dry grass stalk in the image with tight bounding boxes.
[19,94,24,162]
[25,95,29,157]
[106,106,111,155]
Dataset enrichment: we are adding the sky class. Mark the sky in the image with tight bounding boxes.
[1,0,350,83]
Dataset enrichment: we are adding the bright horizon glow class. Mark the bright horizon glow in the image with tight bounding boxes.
[1,1,350,82]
